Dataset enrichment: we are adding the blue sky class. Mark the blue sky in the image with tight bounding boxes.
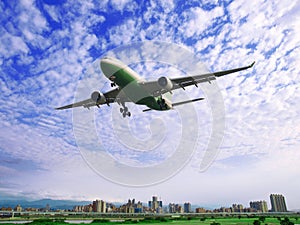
[1,0,300,210]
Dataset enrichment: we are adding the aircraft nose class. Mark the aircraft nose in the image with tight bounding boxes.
[100,57,110,68]
[100,56,113,67]
[100,57,125,78]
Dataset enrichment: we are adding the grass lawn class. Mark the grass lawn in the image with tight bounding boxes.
[0,216,299,225]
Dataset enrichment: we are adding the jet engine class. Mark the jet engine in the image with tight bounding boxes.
[158,76,173,91]
[91,91,106,104]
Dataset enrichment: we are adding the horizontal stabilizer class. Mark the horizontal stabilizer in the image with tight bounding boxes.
[142,97,204,112]
[172,97,205,107]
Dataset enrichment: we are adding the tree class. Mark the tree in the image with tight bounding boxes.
[259,216,266,223]
[280,217,294,225]
[200,217,206,221]
[253,220,261,225]
[210,222,220,225]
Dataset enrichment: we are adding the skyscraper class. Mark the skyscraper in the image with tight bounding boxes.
[270,194,287,212]
[250,201,268,212]
[149,196,162,212]
[152,196,158,210]
[92,199,106,213]
[184,202,192,213]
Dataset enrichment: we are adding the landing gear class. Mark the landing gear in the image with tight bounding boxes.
[157,98,167,110]
[120,104,131,118]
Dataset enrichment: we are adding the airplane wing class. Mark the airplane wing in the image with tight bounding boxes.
[139,61,255,97]
[55,98,96,110]
[55,88,129,110]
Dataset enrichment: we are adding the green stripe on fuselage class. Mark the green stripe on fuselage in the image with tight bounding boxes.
[107,67,167,111]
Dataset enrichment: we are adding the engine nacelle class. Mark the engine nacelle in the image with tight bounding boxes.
[91,91,106,104]
[157,76,173,91]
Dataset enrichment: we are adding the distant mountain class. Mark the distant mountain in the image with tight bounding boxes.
[0,198,90,210]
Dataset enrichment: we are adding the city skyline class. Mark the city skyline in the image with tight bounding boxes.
[0,193,292,212]
[1,0,299,211]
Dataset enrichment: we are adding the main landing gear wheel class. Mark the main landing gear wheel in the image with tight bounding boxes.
[120,105,131,118]
[122,111,131,118]
[157,98,167,110]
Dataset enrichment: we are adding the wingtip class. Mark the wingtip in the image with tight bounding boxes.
[55,106,69,110]
[250,61,256,68]
[194,97,205,101]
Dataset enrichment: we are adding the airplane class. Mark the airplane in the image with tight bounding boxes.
[56,57,255,118]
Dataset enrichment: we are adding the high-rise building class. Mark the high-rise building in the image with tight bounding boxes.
[169,203,175,213]
[148,196,162,212]
[152,196,158,210]
[135,201,143,213]
[84,204,93,212]
[184,202,192,213]
[270,194,287,212]
[122,198,143,213]
[195,207,206,213]
[148,201,152,209]
[101,200,106,213]
[232,204,244,213]
[92,199,106,213]
[14,204,22,212]
[158,200,163,208]
[250,201,268,212]
[169,203,183,213]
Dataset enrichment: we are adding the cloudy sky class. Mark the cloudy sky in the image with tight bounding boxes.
[1,0,300,210]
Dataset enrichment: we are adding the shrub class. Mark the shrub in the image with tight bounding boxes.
[259,216,266,222]
[280,217,294,225]
[253,220,261,225]
[210,222,220,225]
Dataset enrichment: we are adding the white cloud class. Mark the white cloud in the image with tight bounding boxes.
[160,0,300,208]
[0,0,299,208]
[157,0,175,13]
[0,32,29,57]
[0,165,17,177]
[111,0,132,12]
[178,6,224,38]
[44,4,60,23]
[108,19,140,45]
[0,1,108,196]
[18,0,48,33]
